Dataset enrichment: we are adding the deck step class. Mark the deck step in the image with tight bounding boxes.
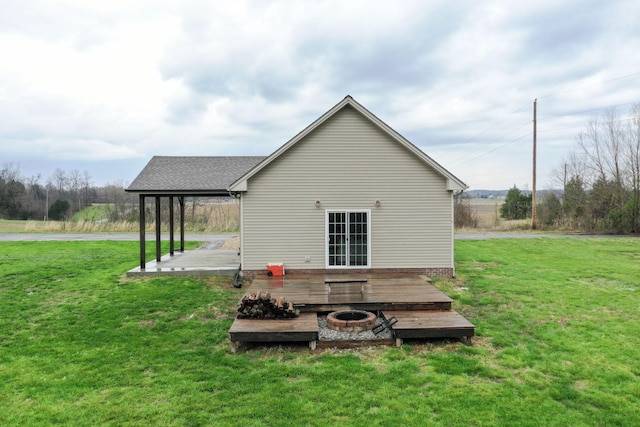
[383,310,475,341]
[228,312,319,351]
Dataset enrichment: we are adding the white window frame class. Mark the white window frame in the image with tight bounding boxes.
[325,209,371,269]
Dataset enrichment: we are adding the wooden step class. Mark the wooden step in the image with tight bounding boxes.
[383,310,475,345]
[228,312,319,351]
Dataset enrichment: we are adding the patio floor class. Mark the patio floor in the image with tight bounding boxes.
[126,246,240,277]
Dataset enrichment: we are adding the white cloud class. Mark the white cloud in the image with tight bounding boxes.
[2,0,640,188]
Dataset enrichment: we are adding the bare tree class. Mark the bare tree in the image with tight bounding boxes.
[82,170,93,209]
[25,174,45,219]
[625,103,640,232]
[0,162,21,182]
[68,169,83,212]
[576,117,607,184]
[601,108,624,186]
[549,151,589,190]
[50,168,67,194]
[558,106,639,232]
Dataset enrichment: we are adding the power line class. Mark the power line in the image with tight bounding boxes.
[537,124,586,134]
[538,100,640,121]
[462,100,531,143]
[438,71,640,179]
[440,100,531,154]
[451,122,531,165]
[451,131,532,168]
[539,116,637,134]
[538,71,640,100]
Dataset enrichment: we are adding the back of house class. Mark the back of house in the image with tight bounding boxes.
[230,96,465,277]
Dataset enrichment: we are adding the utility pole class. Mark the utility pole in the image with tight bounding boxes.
[531,99,537,230]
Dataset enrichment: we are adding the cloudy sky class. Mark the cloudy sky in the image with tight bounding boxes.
[2,0,640,190]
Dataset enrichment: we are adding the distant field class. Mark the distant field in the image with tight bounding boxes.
[0,199,241,233]
[0,219,29,232]
[0,219,139,233]
[467,198,531,231]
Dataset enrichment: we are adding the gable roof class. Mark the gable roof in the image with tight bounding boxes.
[230,95,466,192]
[126,156,266,195]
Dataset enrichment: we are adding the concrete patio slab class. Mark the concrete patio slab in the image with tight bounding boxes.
[126,248,240,277]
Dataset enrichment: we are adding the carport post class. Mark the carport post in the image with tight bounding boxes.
[139,194,146,270]
[155,196,161,262]
[179,196,185,252]
[169,196,175,256]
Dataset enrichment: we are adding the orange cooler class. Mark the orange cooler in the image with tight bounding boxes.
[267,263,285,277]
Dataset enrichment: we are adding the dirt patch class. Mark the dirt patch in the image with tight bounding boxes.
[220,236,240,250]
[139,319,156,328]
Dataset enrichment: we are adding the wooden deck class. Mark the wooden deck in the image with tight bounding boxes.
[228,273,474,350]
[246,273,453,312]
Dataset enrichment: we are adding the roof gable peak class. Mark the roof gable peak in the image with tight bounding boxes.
[230,96,466,192]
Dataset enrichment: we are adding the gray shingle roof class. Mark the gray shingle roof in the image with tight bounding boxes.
[126,156,266,194]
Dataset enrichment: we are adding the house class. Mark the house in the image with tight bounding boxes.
[230,96,466,277]
[127,96,466,277]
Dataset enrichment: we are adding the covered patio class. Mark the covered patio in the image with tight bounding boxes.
[125,156,265,274]
[126,237,241,277]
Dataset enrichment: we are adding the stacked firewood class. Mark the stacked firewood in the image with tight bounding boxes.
[237,291,299,319]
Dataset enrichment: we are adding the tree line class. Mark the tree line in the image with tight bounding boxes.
[501,103,640,234]
[0,163,137,221]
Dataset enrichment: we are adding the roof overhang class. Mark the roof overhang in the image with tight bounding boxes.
[126,189,233,197]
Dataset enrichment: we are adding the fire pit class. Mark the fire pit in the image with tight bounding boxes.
[327,310,377,332]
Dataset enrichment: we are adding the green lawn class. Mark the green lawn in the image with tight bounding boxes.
[1,239,638,426]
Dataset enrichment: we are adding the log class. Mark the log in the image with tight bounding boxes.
[237,290,300,319]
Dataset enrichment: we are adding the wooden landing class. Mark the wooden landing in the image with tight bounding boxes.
[383,310,475,344]
[228,312,319,351]
[248,273,452,312]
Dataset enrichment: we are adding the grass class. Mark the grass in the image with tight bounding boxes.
[1,239,639,425]
[70,204,112,222]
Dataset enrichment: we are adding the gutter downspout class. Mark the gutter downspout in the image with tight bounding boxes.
[233,264,243,288]
[229,190,243,288]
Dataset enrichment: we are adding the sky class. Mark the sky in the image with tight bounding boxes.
[2,0,640,190]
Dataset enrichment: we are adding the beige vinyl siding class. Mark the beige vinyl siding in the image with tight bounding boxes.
[240,105,454,271]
